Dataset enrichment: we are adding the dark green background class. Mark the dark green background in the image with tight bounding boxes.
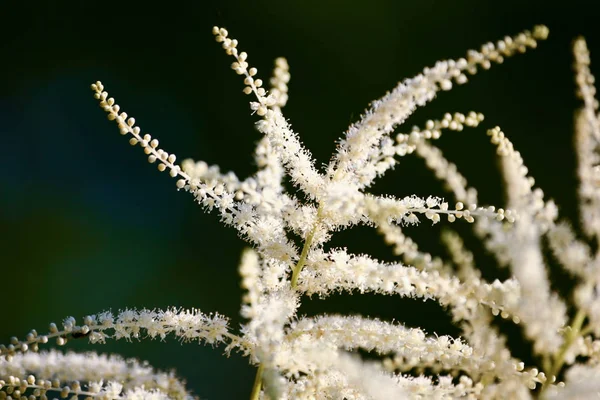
[2,1,600,398]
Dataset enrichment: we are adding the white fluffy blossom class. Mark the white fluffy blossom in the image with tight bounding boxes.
[6,23,600,399]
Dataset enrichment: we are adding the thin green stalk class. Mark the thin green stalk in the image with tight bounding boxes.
[291,206,323,288]
[291,228,317,288]
[249,363,264,400]
[542,309,587,390]
[251,207,324,399]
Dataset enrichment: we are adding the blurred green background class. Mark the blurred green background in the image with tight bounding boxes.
[2,0,600,398]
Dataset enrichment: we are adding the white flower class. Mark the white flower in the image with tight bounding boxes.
[7,23,600,400]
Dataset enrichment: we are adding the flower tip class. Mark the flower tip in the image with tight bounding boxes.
[533,25,549,40]
[91,81,103,91]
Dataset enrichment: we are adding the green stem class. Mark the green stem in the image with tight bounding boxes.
[291,228,316,288]
[543,309,587,389]
[291,206,323,288]
[251,208,324,398]
[250,208,324,397]
[249,363,264,400]
[579,324,593,337]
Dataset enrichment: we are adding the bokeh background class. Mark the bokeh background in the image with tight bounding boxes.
[3,0,600,398]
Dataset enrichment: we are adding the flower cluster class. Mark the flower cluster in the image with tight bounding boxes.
[4,24,600,399]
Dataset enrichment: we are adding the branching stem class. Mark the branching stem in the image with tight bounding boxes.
[542,309,588,391]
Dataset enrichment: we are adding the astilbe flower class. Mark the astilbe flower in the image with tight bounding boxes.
[4,24,600,399]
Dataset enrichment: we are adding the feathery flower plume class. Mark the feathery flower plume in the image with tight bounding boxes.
[7,24,600,399]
